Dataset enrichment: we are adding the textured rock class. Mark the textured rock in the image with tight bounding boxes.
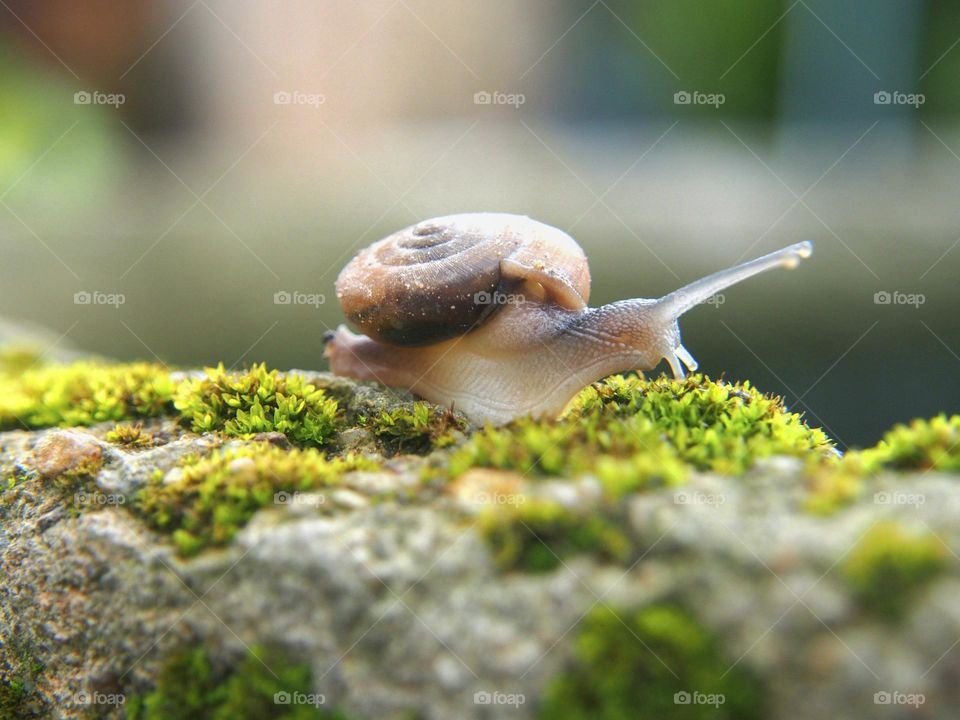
[30,430,104,480]
[1,377,959,719]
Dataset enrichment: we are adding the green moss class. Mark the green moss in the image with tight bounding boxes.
[127,644,351,720]
[568,374,834,474]
[175,364,340,446]
[858,414,960,472]
[842,522,947,621]
[450,374,838,571]
[105,423,154,448]
[0,677,26,717]
[0,362,835,480]
[136,443,378,556]
[0,360,342,447]
[540,605,764,719]
[1,443,104,512]
[449,414,687,497]
[0,640,43,719]
[480,499,631,573]
[363,401,464,454]
[448,375,830,493]
[804,414,960,515]
[55,455,106,494]
[0,361,175,430]
[0,345,46,374]
[802,454,864,515]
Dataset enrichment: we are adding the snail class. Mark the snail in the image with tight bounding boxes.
[324,213,812,425]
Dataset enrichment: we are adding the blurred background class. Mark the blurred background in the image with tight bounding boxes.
[1,0,958,449]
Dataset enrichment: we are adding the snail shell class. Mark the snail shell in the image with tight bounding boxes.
[327,213,814,424]
[334,213,591,346]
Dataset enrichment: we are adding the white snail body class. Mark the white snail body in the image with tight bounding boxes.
[325,213,812,425]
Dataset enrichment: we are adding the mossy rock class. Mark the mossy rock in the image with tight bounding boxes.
[842,522,948,621]
[4,355,960,719]
[136,443,379,556]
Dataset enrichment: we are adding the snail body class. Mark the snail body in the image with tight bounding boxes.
[325,213,812,425]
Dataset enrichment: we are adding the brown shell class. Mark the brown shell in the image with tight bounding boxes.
[334,213,591,346]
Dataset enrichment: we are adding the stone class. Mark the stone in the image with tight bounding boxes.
[30,430,104,480]
[2,369,959,719]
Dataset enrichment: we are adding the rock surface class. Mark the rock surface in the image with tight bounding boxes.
[1,374,958,719]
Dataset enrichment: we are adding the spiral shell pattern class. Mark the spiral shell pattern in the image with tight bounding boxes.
[334,213,589,346]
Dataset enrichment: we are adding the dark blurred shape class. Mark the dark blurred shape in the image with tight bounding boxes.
[922,0,960,116]
[561,0,787,120]
[0,0,196,137]
[778,0,926,162]
[780,0,926,123]
[0,0,151,84]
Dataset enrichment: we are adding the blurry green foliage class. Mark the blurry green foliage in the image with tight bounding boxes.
[859,414,960,473]
[479,498,632,573]
[0,43,117,197]
[0,360,175,429]
[540,605,765,719]
[564,0,787,119]
[842,522,947,621]
[127,644,349,719]
[565,0,960,121]
[921,0,960,116]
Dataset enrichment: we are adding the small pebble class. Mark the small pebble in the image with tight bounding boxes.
[332,488,369,510]
[31,430,103,479]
